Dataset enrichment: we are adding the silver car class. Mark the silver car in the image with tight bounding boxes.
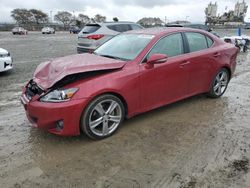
[77,22,143,53]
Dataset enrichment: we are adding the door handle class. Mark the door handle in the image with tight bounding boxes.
[213,52,221,57]
[179,61,190,68]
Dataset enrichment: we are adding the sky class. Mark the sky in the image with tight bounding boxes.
[0,0,250,23]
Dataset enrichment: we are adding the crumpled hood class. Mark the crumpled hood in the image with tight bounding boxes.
[33,53,126,89]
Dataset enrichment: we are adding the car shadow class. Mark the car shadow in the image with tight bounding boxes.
[0,70,13,77]
[29,93,211,143]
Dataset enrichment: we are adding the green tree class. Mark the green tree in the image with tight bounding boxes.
[30,9,48,25]
[78,14,90,26]
[11,9,33,24]
[93,14,106,23]
[54,11,74,30]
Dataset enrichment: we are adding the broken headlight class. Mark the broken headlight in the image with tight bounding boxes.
[40,88,78,102]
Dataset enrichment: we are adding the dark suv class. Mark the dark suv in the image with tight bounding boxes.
[77,22,143,53]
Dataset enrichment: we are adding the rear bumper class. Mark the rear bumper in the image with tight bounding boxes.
[21,93,88,136]
[77,46,95,54]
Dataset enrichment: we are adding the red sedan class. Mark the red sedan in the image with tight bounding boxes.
[21,27,238,139]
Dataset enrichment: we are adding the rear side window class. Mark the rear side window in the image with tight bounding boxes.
[107,24,131,32]
[148,33,184,58]
[130,24,142,30]
[81,24,100,34]
[206,36,214,47]
[185,32,208,52]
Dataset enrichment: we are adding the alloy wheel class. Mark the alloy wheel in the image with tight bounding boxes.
[88,99,122,137]
[213,70,229,96]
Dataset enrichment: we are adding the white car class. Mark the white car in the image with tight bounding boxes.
[42,27,55,34]
[0,48,13,72]
[222,35,250,52]
[12,27,28,35]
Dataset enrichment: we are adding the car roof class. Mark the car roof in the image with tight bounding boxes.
[125,27,209,36]
[87,22,139,26]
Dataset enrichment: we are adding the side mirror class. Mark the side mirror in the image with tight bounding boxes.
[147,54,168,65]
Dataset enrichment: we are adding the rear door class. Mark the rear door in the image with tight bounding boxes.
[140,33,189,110]
[184,32,218,95]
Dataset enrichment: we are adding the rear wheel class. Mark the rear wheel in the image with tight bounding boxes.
[81,94,125,140]
[207,68,229,98]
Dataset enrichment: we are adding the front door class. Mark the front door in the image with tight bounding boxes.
[139,33,189,111]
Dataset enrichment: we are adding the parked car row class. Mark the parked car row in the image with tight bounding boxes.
[11,27,56,35]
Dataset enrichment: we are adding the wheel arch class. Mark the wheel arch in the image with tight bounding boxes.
[97,92,129,118]
[221,66,232,80]
[83,91,129,119]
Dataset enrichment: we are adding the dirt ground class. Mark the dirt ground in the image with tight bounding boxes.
[0,30,250,188]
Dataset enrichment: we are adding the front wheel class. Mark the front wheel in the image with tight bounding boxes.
[207,68,230,98]
[81,94,125,140]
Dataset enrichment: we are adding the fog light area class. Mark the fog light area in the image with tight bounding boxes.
[56,120,64,130]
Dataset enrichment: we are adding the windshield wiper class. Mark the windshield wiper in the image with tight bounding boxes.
[98,54,129,61]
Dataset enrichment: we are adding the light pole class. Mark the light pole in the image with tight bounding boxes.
[73,11,76,24]
[50,11,53,23]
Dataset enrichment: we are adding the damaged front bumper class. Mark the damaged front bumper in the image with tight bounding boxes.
[20,81,88,136]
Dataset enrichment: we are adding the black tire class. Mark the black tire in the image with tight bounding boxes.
[243,45,248,52]
[81,94,125,140]
[207,68,230,98]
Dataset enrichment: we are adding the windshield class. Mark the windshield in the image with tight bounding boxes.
[94,34,154,61]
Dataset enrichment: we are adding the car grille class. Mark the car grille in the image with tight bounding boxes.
[25,80,44,100]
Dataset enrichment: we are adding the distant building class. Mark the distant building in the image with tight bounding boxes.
[205,2,217,18]
[205,0,248,26]
[234,0,248,17]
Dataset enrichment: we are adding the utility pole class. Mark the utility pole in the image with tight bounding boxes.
[50,11,53,23]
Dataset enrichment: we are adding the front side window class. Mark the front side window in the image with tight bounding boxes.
[147,33,184,58]
[185,32,208,52]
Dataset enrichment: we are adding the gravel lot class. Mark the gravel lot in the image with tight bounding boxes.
[0,30,250,188]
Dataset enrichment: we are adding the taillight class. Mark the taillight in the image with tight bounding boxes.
[87,34,104,40]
